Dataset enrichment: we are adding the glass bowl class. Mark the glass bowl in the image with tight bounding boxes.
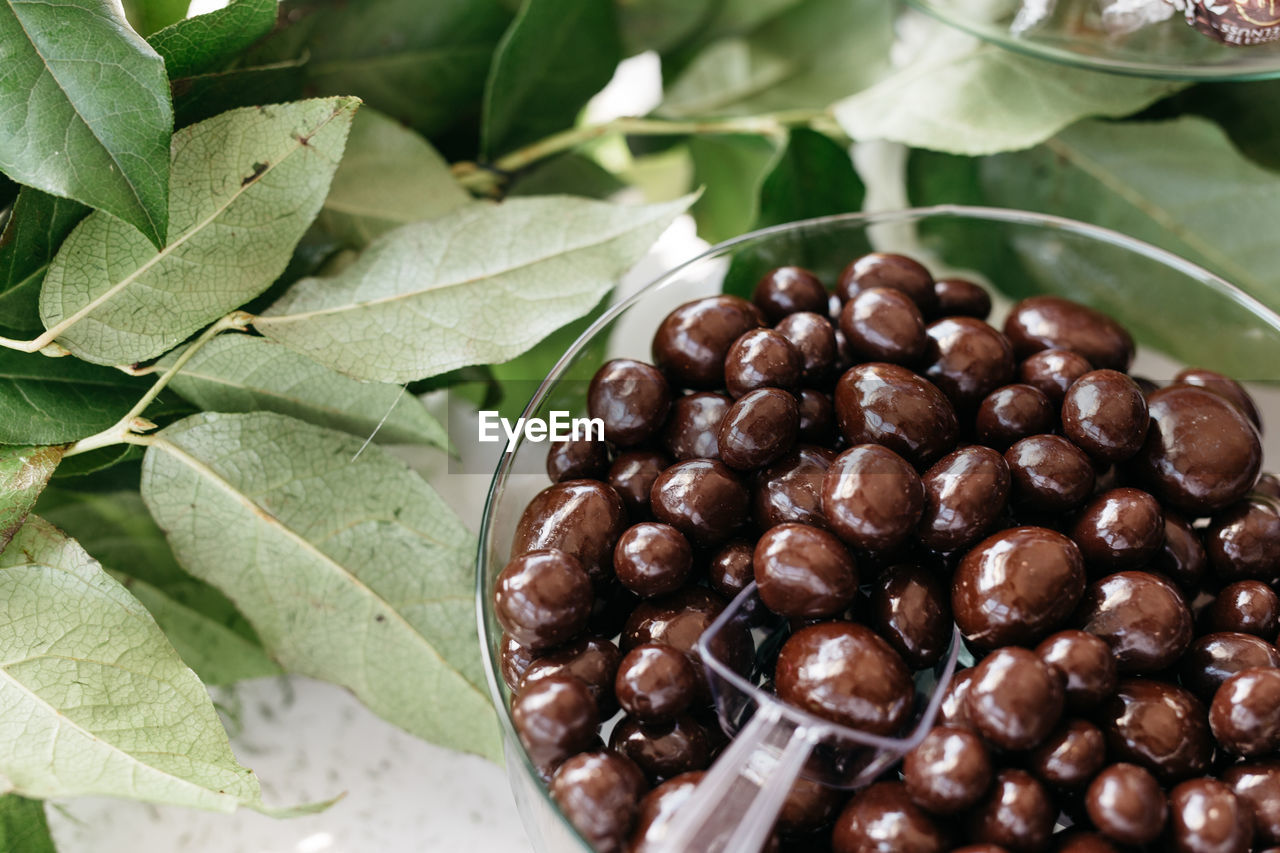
[475,206,1280,853]
[906,0,1280,80]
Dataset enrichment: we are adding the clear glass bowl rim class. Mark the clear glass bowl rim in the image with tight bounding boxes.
[473,203,1280,852]
[904,0,1280,81]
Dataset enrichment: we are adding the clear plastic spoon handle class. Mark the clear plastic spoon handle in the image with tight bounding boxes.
[652,703,817,853]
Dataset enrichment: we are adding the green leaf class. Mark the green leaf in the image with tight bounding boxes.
[255,0,511,138]
[172,60,308,129]
[688,134,780,244]
[36,487,276,686]
[148,0,278,80]
[0,795,54,853]
[0,0,172,247]
[40,97,356,366]
[1158,81,1280,172]
[0,189,87,338]
[833,31,1180,156]
[140,412,502,760]
[48,444,143,482]
[0,445,61,553]
[911,117,1280,377]
[660,0,894,118]
[121,0,189,36]
[0,349,148,445]
[255,193,693,383]
[0,515,281,810]
[616,0,715,55]
[481,0,622,157]
[507,152,626,199]
[163,333,449,448]
[722,127,866,297]
[317,108,471,249]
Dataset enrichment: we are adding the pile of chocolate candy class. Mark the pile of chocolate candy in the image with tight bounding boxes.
[492,252,1280,853]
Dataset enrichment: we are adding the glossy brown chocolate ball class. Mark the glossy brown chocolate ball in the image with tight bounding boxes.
[1054,831,1122,853]
[778,775,846,834]
[1029,719,1106,789]
[717,387,800,471]
[609,713,712,784]
[1256,472,1280,499]
[832,781,947,853]
[934,277,991,320]
[1061,370,1150,463]
[1174,366,1263,429]
[939,667,977,729]
[724,328,804,397]
[1036,630,1118,712]
[512,675,600,777]
[495,549,593,651]
[500,633,538,692]
[621,587,752,688]
[513,480,628,583]
[1222,762,1280,846]
[1168,777,1253,853]
[662,392,730,461]
[629,771,706,853]
[754,266,828,322]
[1019,348,1094,406]
[614,643,698,726]
[1069,488,1165,573]
[1210,667,1280,757]
[550,750,648,853]
[1085,762,1167,846]
[918,445,1010,553]
[903,725,993,815]
[775,312,838,386]
[839,287,928,365]
[966,646,1065,750]
[1155,511,1207,592]
[1178,632,1280,701]
[754,523,858,619]
[608,450,670,518]
[952,527,1085,649]
[775,622,914,735]
[652,296,764,389]
[1205,498,1280,583]
[923,317,1016,412]
[1078,571,1192,674]
[650,458,749,545]
[520,635,622,714]
[966,769,1055,853]
[588,359,672,447]
[834,363,959,468]
[1101,679,1212,784]
[707,540,754,603]
[613,522,693,599]
[975,384,1055,450]
[822,443,924,552]
[547,437,610,483]
[1005,435,1096,513]
[1003,296,1135,371]
[1136,386,1262,515]
[754,446,833,530]
[871,562,952,670]
[1203,580,1280,637]
[837,253,939,316]
[797,388,837,445]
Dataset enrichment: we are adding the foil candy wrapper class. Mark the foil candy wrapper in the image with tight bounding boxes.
[1008,0,1280,43]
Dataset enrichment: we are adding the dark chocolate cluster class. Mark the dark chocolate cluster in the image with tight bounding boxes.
[493,253,1280,853]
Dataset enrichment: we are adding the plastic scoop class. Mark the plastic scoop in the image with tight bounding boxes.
[647,582,962,853]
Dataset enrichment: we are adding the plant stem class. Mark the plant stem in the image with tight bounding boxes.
[62,312,252,458]
[453,110,834,194]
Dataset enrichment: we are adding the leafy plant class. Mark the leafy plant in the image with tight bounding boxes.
[1,0,1278,847]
